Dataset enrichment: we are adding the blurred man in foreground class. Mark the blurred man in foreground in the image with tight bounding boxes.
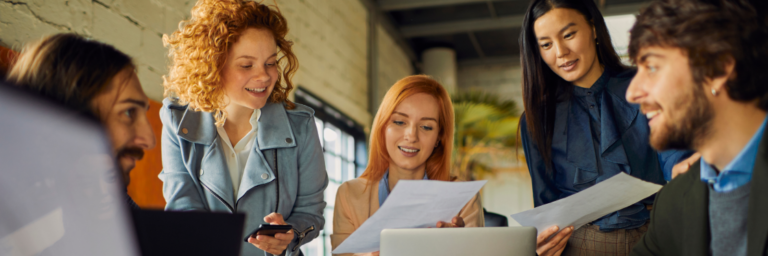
[6,33,156,208]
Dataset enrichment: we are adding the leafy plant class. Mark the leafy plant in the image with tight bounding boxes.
[452,91,520,181]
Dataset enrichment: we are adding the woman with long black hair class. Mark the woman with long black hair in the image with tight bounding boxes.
[518,0,693,255]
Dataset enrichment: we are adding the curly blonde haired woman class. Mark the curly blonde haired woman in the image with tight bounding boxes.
[159,1,327,255]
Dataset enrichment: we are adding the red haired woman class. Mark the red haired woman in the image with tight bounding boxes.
[331,75,485,256]
[159,1,327,255]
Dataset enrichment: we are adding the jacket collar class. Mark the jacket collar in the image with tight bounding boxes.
[681,126,768,255]
[177,102,297,206]
[747,128,768,255]
[256,102,297,149]
[681,162,710,256]
[176,102,297,149]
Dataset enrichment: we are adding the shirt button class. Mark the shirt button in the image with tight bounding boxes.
[231,153,235,158]
[182,128,189,134]
[261,173,269,180]
[200,169,204,176]
[286,138,293,144]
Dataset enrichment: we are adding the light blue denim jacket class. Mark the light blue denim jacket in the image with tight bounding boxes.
[159,98,328,256]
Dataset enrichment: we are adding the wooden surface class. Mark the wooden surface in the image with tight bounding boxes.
[0,45,18,77]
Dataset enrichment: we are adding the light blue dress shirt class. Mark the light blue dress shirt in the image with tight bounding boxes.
[378,170,429,207]
[700,116,768,192]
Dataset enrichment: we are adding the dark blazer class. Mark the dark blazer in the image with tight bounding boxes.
[631,132,768,256]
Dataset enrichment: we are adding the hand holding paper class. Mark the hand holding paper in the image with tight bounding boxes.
[332,180,486,254]
[510,173,662,235]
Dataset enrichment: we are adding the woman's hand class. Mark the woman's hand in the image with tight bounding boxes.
[353,252,379,256]
[436,216,465,228]
[671,152,701,179]
[536,225,573,256]
[247,213,294,255]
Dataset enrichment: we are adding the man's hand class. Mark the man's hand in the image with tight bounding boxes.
[672,152,701,179]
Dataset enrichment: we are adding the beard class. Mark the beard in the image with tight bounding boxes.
[116,146,144,186]
[648,84,714,151]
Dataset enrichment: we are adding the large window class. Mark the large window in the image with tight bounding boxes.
[295,88,367,256]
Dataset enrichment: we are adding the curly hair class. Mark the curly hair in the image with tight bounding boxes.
[163,0,297,126]
[629,0,768,111]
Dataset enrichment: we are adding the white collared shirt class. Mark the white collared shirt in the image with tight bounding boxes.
[216,109,261,199]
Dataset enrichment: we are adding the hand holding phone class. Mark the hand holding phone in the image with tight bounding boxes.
[243,224,293,242]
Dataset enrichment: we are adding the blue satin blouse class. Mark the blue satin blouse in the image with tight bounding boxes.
[521,69,691,231]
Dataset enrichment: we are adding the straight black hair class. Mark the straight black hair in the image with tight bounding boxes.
[519,0,626,172]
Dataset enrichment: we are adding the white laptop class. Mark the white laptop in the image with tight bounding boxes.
[380,227,536,256]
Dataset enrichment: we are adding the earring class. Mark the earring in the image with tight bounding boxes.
[711,88,718,96]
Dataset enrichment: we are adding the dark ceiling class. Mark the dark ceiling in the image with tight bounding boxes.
[375,0,652,65]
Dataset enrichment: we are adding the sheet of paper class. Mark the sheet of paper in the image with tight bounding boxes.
[510,172,662,235]
[332,180,487,254]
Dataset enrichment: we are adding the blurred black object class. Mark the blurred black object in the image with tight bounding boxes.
[484,208,509,227]
[131,209,246,256]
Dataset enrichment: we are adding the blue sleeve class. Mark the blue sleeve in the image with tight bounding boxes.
[158,101,208,211]
[520,116,561,207]
[657,150,694,181]
[284,113,329,253]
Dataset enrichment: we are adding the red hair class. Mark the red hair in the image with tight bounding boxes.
[360,75,455,188]
[163,0,297,126]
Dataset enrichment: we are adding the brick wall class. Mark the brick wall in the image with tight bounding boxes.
[0,0,414,128]
[374,24,414,114]
[0,0,193,101]
[278,0,372,126]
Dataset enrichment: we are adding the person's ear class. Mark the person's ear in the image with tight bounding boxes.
[707,56,736,96]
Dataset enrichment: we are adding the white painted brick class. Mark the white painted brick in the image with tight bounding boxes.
[155,0,194,17]
[22,0,92,34]
[110,0,165,34]
[0,1,63,49]
[375,25,412,110]
[135,63,165,102]
[0,0,417,130]
[92,3,142,56]
[163,6,186,35]
[137,28,168,75]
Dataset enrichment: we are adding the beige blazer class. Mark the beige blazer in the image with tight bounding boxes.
[330,177,485,255]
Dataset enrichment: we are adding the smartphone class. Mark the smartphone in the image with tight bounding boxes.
[243,224,293,242]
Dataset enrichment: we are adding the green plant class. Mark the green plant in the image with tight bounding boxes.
[452,91,520,181]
